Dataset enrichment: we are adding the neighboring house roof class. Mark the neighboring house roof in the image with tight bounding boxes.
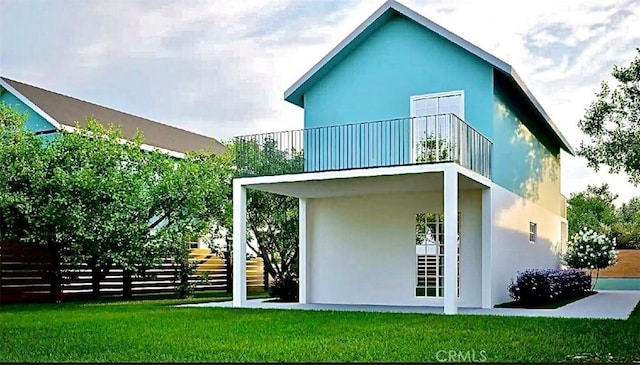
[283,0,574,155]
[0,77,226,157]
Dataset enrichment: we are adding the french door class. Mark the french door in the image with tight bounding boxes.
[410,91,464,163]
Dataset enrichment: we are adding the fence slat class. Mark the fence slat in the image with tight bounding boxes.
[1,243,265,304]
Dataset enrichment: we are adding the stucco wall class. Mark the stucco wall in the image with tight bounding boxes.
[0,88,57,134]
[492,80,561,215]
[490,183,564,305]
[303,15,494,138]
[300,14,564,216]
[306,189,482,307]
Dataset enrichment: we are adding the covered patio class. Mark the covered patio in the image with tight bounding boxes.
[232,162,493,314]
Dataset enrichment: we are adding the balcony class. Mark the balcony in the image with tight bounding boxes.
[234,114,492,179]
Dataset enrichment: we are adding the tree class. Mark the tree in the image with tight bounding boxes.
[566,184,618,239]
[415,135,451,163]
[562,228,617,288]
[612,197,640,248]
[0,103,46,242]
[1,103,226,299]
[150,150,227,297]
[205,148,236,293]
[578,49,640,185]
[220,138,303,300]
[45,120,169,298]
[0,103,69,300]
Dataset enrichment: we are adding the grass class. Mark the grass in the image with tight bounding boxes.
[495,291,598,309]
[0,295,639,363]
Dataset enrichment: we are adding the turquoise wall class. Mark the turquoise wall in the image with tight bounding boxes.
[492,79,561,213]
[298,13,562,210]
[301,15,494,172]
[303,15,494,137]
[0,88,58,134]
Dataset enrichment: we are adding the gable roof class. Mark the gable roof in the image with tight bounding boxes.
[283,0,574,155]
[0,77,226,157]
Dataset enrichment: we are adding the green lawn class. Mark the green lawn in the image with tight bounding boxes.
[1,295,638,363]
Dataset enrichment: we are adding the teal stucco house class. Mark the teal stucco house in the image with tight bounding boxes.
[237,1,572,313]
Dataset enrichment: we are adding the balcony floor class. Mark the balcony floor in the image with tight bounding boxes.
[238,163,490,199]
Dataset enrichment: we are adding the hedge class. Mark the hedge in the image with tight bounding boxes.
[508,268,591,305]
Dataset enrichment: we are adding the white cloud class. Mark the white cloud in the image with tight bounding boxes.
[1,0,638,203]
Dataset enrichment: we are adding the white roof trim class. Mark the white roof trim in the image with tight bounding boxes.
[283,2,391,101]
[0,78,186,159]
[283,0,574,155]
[0,78,63,130]
[509,69,575,154]
[284,0,512,101]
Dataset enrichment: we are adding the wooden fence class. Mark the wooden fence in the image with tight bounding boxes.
[599,249,640,278]
[0,242,265,304]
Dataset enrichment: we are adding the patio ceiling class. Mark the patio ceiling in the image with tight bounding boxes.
[247,170,485,199]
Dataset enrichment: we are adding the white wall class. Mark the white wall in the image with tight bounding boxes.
[307,190,482,307]
[490,184,564,305]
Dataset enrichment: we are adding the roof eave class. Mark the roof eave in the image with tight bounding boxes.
[283,0,514,106]
[508,70,576,155]
[0,77,193,158]
[0,77,64,130]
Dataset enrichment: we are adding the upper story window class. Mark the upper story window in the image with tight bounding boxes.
[529,222,537,243]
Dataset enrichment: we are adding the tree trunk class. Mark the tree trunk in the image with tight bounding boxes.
[592,268,600,291]
[123,269,132,299]
[263,266,270,291]
[179,262,190,298]
[91,264,101,300]
[261,249,278,280]
[224,249,233,294]
[50,243,63,303]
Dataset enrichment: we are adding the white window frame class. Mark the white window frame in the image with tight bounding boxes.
[409,90,465,163]
[415,211,461,299]
[529,222,537,243]
[410,90,465,119]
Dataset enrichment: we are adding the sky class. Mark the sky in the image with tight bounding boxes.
[1,0,639,204]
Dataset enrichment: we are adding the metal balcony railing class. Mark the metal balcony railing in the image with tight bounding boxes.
[234,114,492,179]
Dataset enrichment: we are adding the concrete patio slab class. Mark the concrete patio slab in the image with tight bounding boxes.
[178,290,640,320]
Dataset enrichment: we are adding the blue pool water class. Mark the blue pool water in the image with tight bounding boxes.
[593,278,640,290]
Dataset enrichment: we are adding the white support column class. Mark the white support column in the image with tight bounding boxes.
[232,181,247,307]
[298,198,308,304]
[443,167,458,315]
[481,187,493,309]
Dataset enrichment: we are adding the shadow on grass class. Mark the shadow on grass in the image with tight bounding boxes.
[494,291,597,309]
[0,290,271,312]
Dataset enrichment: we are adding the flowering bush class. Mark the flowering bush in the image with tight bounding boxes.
[508,268,591,305]
[563,228,617,272]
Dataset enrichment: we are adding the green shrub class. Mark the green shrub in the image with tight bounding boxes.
[508,268,591,305]
[269,273,299,302]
